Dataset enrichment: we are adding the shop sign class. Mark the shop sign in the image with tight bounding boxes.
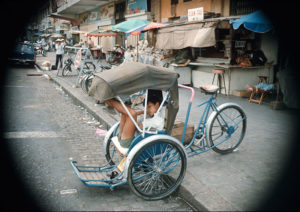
[100,3,114,20]
[188,7,204,22]
[80,12,89,25]
[127,0,147,15]
[89,8,100,23]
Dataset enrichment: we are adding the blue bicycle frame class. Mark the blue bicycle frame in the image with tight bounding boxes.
[178,84,221,157]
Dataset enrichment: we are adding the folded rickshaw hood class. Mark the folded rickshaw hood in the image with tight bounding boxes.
[89,62,178,100]
[88,62,179,134]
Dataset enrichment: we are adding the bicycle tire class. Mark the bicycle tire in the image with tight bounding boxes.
[207,103,246,154]
[128,138,186,200]
[84,74,94,93]
[80,74,88,93]
[62,65,72,76]
[83,62,96,74]
[105,124,121,165]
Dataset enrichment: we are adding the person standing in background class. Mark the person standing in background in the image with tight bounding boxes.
[55,39,65,70]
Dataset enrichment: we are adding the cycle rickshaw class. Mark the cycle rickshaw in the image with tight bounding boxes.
[70,62,247,200]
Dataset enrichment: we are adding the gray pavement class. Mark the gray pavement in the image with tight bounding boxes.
[3,66,192,211]
[36,52,299,211]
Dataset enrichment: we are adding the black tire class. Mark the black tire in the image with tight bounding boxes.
[80,74,88,93]
[83,62,96,74]
[207,104,246,154]
[62,65,72,76]
[85,75,94,93]
[105,124,121,165]
[128,138,186,200]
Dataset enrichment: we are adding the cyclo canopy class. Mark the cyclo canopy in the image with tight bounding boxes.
[88,62,179,134]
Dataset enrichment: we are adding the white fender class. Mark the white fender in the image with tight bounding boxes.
[123,134,187,179]
[103,121,120,155]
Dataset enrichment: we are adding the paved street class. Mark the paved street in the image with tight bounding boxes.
[2,65,192,211]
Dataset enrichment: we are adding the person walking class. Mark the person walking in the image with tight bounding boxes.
[88,37,94,48]
[55,39,65,70]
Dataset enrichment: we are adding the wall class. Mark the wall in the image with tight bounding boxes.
[79,23,98,44]
[151,0,161,22]
[211,0,230,16]
[260,33,278,65]
[161,0,212,21]
[127,0,148,14]
[161,0,230,22]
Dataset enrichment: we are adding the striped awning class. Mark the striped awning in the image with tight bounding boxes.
[87,30,117,37]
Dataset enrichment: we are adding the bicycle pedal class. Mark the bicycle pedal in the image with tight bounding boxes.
[107,171,119,179]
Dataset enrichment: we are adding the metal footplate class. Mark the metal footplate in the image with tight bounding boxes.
[70,161,126,188]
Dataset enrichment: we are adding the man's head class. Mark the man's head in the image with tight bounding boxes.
[146,89,163,117]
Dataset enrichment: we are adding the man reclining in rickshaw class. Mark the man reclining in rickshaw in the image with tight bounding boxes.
[105,89,164,155]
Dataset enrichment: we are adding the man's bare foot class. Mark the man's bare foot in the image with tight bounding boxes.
[245,84,254,91]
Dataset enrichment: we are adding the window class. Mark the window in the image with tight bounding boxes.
[230,0,259,16]
[171,0,178,5]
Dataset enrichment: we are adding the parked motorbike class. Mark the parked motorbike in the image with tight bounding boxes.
[106,47,125,65]
[34,43,47,57]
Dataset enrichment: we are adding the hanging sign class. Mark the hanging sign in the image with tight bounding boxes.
[188,7,204,22]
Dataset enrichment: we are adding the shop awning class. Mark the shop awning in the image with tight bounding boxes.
[33,32,44,36]
[112,19,151,33]
[126,22,168,36]
[230,10,273,33]
[40,34,51,37]
[70,30,87,34]
[87,30,117,37]
[156,22,216,49]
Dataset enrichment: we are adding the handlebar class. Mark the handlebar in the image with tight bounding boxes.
[178,84,195,102]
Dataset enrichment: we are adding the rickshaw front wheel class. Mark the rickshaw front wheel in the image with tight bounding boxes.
[127,137,187,200]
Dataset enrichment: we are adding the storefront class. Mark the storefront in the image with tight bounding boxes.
[154,14,277,95]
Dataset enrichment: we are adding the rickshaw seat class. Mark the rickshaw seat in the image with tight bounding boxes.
[200,84,219,95]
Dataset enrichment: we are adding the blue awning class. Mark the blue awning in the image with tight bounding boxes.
[33,32,44,36]
[230,10,273,33]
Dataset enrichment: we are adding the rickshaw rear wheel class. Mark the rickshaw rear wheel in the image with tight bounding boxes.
[128,138,186,200]
[207,103,246,154]
[104,123,121,165]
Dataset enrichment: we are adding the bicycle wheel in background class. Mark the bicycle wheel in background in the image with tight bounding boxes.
[80,74,88,93]
[83,62,96,74]
[84,74,94,93]
[42,49,47,57]
[62,64,72,76]
[207,103,246,154]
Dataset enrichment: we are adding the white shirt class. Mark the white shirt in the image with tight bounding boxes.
[55,43,64,55]
[143,109,165,131]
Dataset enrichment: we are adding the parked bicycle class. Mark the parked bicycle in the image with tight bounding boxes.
[62,52,96,77]
[80,63,112,94]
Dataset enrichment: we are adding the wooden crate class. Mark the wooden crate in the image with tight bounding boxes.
[232,89,252,98]
[171,120,194,145]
